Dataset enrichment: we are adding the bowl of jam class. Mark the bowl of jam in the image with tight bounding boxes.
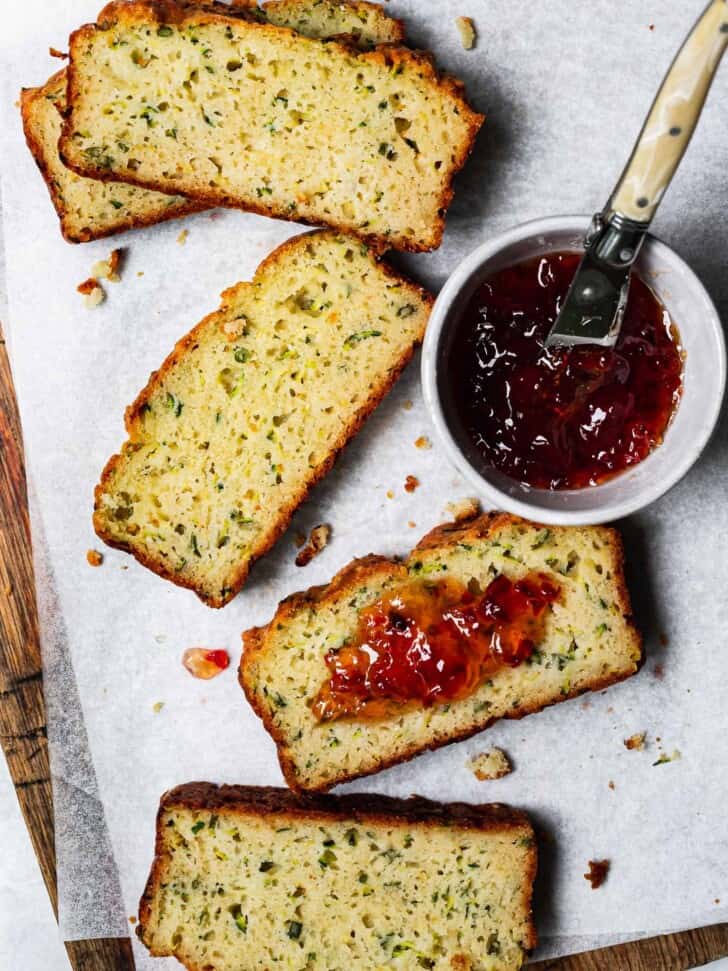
[422,216,725,524]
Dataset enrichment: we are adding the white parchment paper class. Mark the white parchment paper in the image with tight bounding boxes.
[2,1,728,966]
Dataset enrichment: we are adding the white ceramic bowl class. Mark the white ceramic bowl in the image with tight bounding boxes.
[421,215,726,525]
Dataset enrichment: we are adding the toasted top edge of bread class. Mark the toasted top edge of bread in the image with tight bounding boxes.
[139,782,538,970]
[158,781,533,830]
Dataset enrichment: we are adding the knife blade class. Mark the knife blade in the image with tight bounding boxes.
[545,245,630,349]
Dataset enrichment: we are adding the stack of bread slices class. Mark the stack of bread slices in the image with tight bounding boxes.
[22,0,482,247]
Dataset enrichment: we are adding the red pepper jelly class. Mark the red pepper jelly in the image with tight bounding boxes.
[443,251,683,489]
[312,572,560,723]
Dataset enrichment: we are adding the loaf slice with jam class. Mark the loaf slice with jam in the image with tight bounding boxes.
[240,513,642,791]
[59,0,483,252]
[138,783,537,971]
[20,0,403,242]
[93,230,431,605]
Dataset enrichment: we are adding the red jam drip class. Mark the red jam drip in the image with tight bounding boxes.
[312,572,560,723]
[182,648,230,679]
[446,252,684,489]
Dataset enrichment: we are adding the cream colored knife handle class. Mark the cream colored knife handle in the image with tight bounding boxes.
[610,0,728,223]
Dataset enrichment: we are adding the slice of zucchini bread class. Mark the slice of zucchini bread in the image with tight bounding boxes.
[20,70,200,242]
[60,0,483,252]
[262,0,405,46]
[93,230,431,606]
[240,513,642,791]
[21,1,403,242]
[138,783,537,971]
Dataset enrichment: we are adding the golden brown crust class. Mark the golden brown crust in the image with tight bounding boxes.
[19,71,205,244]
[60,0,484,253]
[138,782,538,954]
[19,78,69,231]
[93,230,432,606]
[239,512,643,791]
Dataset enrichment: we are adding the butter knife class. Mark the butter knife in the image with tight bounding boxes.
[546,0,728,348]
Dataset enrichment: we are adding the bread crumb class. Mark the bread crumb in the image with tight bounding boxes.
[455,16,477,49]
[137,271,144,277]
[92,248,123,283]
[653,662,664,679]
[608,780,615,791]
[408,520,416,528]
[624,732,646,751]
[414,435,431,450]
[49,46,68,59]
[293,530,306,549]
[222,314,248,340]
[177,229,189,245]
[77,278,105,308]
[468,748,512,781]
[86,549,103,567]
[584,859,609,889]
[152,701,165,713]
[404,475,419,493]
[295,524,331,567]
[402,399,413,411]
[128,916,137,925]
[446,497,480,523]
[653,749,681,766]
[386,489,394,499]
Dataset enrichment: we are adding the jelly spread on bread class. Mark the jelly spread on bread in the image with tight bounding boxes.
[312,572,560,722]
[444,251,683,489]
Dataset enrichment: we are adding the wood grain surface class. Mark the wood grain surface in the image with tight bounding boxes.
[0,324,133,968]
[0,323,726,970]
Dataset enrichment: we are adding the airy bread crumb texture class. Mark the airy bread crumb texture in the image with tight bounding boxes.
[263,0,405,46]
[138,784,537,971]
[20,0,404,241]
[623,731,646,751]
[240,514,642,791]
[455,16,476,50]
[20,71,197,242]
[94,230,430,605]
[91,247,123,281]
[469,748,512,781]
[295,523,331,567]
[60,0,483,251]
[447,496,481,523]
[77,276,106,306]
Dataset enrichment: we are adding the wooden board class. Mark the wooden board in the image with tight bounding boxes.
[0,323,726,970]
